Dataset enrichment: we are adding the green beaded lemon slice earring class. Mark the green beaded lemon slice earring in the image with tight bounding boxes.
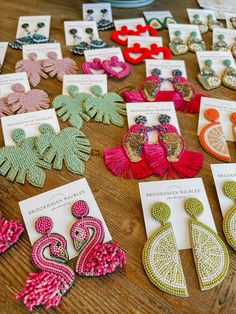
[222,59,236,91]
[223,181,236,251]
[185,198,229,291]
[142,202,188,297]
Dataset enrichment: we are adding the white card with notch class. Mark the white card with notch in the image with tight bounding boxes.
[63,74,107,95]
[197,97,236,142]
[211,163,236,216]
[114,18,146,31]
[143,11,173,22]
[127,35,163,48]
[212,28,236,49]
[139,178,217,250]
[19,178,112,260]
[145,59,187,91]
[0,42,8,66]
[0,72,30,98]
[82,3,113,23]
[22,43,62,60]
[196,51,235,77]
[1,109,60,146]
[126,102,180,143]
[84,47,124,62]
[16,16,51,39]
[64,21,99,46]
[187,8,217,24]
[168,24,202,41]
[225,13,236,30]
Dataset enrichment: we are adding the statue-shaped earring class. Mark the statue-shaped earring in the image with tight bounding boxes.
[191,14,208,33]
[221,59,236,91]
[70,200,126,276]
[212,34,229,51]
[207,14,223,31]
[185,198,229,291]
[187,31,206,52]
[199,108,231,162]
[97,8,113,30]
[86,9,94,21]
[230,112,236,141]
[231,37,236,58]
[142,202,188,297]
[222,181,236,251]
[169,30,189,55]
[197,59,221,90]
[15,216,75,310]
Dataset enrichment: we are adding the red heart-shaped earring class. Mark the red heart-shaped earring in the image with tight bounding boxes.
[123,43,151,64]
[136,24,158,37]
[111,26,138,46]
[149,44,172,60]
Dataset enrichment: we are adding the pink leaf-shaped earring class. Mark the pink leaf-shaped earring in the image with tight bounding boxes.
[0,97,13,117]
[0,211,24,254]
[15,216,75,311]
[7,83,50,114]
[42,51,79,81]
[15,52,48,87]
[70,200,126,276]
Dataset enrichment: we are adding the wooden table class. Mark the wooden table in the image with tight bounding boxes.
[0,0,236,313]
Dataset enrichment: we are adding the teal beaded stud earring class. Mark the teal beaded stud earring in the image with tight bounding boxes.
[169,30,188,55]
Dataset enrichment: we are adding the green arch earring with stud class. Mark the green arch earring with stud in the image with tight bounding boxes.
[169,30,189,56]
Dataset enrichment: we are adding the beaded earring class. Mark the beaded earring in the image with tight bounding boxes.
[187,31,206,52]
[184,198,229,291]
[197,59,221,90]
[69,28,90,54]
[221,59,236,91]
[231,37,236,58]
[207,14,223,31]
[15,216,75,311]
[142,202,188,297]
[97,8,113,30]
[199,108,231,162]
[169,30,189,55]
[222,181,236,251]
[70,200,126,276]
[86,9,94,21]
[230,112,236,141]
[191,14,208,33]
[212,34,229,51]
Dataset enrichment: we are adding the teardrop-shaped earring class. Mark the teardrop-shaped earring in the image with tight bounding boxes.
[184,198,229,291]
[221,59,236,91]
[142,202,188,297]
[212,34,229,51]
[222,181,236,251]
[197,59,221,90]
[207,14,223,31]
[231,37,236,58]
[169,30,188,55]
[187,31,206,52]
[191,14,209,33]
[199,108,231,162]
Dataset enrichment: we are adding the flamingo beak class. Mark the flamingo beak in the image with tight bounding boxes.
[73,239,86,252]
[58,248,69,262]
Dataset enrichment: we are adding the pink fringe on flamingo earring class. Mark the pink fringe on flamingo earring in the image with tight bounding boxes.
[104,115,154,179]
[70,200,126,276]
[15,216,75,311]
[0,211,24,254]
[144,114,204,178]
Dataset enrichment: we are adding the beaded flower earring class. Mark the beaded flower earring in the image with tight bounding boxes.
[222,181,236,251]
[212,34,229,51]
[191,14,208,33]
[169,31,189,55]
[199,108,231,162]
[184,198,229,291]
[187,31,206,52]
[207,14,223,31]
[142,202,188,297]
[221,59,236,91]
[70,200,126,276]
[197,59,221,90]
[15,216,75,311]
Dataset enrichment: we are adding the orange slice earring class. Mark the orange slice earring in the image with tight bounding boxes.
[199,108,231,162]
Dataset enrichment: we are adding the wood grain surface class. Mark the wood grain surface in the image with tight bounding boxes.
[0,0,236,313]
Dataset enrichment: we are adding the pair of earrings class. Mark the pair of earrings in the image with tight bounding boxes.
[212,34,236,57]
[70,28,112,55]
[16,200,126,310]
[9,22,54,50]
[143,199,229,296]
[199,108,236,162]
[191,14,223,33]
[169,31,205,55]
[104,114,204,180]
[198,59,236,91]
[86,8,113,30]
[147,16,178,30]
[53,85,126,129]
[15,52,78,86]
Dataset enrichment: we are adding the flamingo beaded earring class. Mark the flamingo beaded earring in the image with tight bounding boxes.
[70,200,126,276]
[15,216,75,311]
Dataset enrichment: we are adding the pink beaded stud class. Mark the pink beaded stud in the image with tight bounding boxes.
[35,216,53,235]
[71,200,89,218]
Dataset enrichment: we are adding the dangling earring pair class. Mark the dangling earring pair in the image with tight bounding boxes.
[169,30,205,55]
[191,14,208,33]
[86,8,113,30]
[143,199,229,296]
[16,201,126,311]
[212,34,236,57]
[198,59,236,91]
